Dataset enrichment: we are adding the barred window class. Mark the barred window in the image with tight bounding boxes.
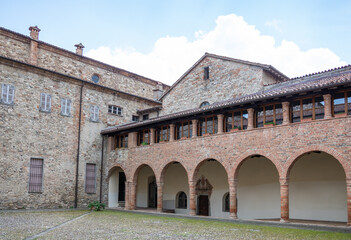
[29,158,43,193]
[1,83,15,105]
[90,105,99,122]
[108,105,122,116]
[177,191,187,209]
[40,93,51,112]
[61,98,72,116]
[85,164,96,194]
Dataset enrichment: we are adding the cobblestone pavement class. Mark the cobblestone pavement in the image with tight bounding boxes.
[1,210,350,240]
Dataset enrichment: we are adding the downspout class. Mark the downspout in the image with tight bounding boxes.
[99,136,104,203]
[74,84,84,208]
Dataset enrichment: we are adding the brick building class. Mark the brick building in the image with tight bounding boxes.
[1,26,351,225]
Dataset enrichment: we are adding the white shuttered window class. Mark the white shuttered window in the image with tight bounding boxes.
[40,93,51,112]
[61,98,72,116]
[1,84,15,105]
[90,105,99,122]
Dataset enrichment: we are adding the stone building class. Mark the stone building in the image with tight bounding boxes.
[1,26,351,226]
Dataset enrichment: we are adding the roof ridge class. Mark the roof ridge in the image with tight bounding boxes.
[291,64,351,80]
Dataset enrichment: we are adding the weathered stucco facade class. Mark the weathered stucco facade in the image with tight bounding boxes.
[1,25,351,227]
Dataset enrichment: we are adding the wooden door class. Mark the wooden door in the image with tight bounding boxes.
[148,177,157,208]
[198,195,209,216]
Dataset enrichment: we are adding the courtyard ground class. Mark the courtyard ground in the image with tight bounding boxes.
[0,209,351,240]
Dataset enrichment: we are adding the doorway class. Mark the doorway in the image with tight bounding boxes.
[148,176,157,208]
[198,195,209,216]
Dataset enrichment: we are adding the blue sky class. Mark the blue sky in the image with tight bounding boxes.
[1,0,350,84]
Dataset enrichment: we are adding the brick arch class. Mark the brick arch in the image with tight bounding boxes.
[230,150,283,180]
[190,158,230,183]
[132,163,157,185]
[283,146,351,179]
[107,164,128,182]
[159,161,189,184]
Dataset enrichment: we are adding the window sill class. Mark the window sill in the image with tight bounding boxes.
[108,113,123,117]
[39,109,51,113]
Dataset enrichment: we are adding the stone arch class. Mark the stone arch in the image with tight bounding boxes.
[107,164,128,181]
[160,161,189,184]
[231,150,283,180]
[191,158,229,183]
[283,146,350,179]
[132,163,157,185]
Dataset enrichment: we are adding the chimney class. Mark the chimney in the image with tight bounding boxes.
[153,82,164,100]
[75,43,85,56]
[28,26,40,65]
[29,26,40,40]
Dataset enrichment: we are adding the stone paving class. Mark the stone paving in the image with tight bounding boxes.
[1,209,351,240]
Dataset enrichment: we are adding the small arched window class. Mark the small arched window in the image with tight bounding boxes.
[223,192,229,212]
[177,191,187,209]
[91,74,100,84]
[200,101,210,108]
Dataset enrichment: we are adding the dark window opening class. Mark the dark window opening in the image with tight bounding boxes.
[176,121,193,139]
[132,115,140,122]
[177,191,187,209]
[204,66,209,80]
[143,114,149,121]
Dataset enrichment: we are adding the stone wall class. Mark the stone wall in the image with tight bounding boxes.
[161,56,277,115]
[0,59,158,209]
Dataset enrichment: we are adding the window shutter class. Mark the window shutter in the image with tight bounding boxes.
[46,94,51,112]
[67,99,72,115]
[8,85,15,104]
[90,105,94,120]
[40,93,45,111]
[61,99,65,115]
[1,84,7,102]
[95,106,99,121]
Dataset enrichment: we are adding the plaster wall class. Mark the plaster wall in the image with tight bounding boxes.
[136,165,155,208]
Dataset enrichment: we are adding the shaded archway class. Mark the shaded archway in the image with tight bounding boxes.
[160,161,189,214]
[288,151,347,222]
[193,159,229,217]
[235,155,280,220]
[133,164,157,209]
[107,165,127,208]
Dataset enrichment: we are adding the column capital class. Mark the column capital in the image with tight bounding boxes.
[279,177,289,185]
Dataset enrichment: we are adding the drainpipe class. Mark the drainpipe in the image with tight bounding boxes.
[99,136,104,203]
[74,84,84,208]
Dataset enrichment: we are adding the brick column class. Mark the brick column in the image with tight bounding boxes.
[130,182,137,210]
[124,181,130,210]
[323,94,333,119]
[150,128,155,145]
[170,124,175,142]
[247,108,254,130]
[29,26,40,65]
[280,178,289,222]
[347,179,351,226]
[217,114,224,134]
[192,119,198,138]
[128,132,138,148]
[189,181,196,215]
[229,179,238,219]
[282,102,290,125]
[107,136,115,153]
[157,182,164,212]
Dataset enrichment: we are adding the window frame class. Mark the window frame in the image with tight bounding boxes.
[115,133,129,149]
[39,93,52,113]
[255,103,283,128]
[224,109,248,131]
[290,95,324,123]
[332,90,351,116]
[1,83,15,105]
[132,115,140,122]
[138,129,151,146]
[90,105,99,122]
[176,191,187,209]
[61,98,72,116]
[197,115,218,136]
[156,125,170,143]
[175,120,193,140]
[108,105,123,116]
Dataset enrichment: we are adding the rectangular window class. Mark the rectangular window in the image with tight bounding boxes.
[143,114,149,121]
[61,98,72,116]
[85,164,96,194]
[29,158,43,193]
[255,104,283,128]
[204,66,209,80]
[225,110,248,131]
[138,129,151,145]
[115,134,128,148]
[198,115,218,136]
[176,121,193,139]
[1,83,15,105]
[39,93,51,112]
[156,125,170,142]
[90,105,99,122]
[108,105,122,116]
[332,90,351,116]
[132,115,140,122]
[290,96,324,122]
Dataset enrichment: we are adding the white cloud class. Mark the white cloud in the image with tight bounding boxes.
[265,19,283,33]
[86,14,347,85]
